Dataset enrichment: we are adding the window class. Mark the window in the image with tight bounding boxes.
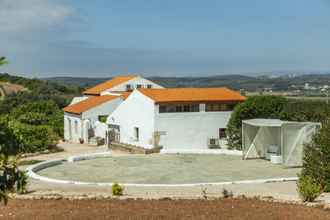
[126,84,132,91]
[134,127,139,141]
[147,84,152,89]
[159,104,199,113]
[206,103,236,112]
[98,115,108,123]
[136,84,142,89]
[219,128,226,139]
[159,105,167,113]
[175,105,183,112]
[74,121,78,134]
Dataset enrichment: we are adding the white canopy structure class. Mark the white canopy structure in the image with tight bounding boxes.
[242,119,321,167]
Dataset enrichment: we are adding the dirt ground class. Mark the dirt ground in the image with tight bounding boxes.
[1,199,329,220]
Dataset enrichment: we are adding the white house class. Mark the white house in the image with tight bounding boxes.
[106,88,246,151]
[63,75,164,144]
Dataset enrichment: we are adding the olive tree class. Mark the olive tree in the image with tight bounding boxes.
[0,57,27,205]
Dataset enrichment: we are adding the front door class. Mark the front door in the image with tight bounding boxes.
[108,124,120,147]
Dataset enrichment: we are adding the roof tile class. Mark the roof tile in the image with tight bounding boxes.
[138,88,246,103]
[63,95,119,114]
[83,75,136,95]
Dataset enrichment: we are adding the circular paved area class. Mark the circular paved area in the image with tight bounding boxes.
[36,154,300,184]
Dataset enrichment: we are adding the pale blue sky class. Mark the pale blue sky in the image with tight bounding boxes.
[1,0,330,77]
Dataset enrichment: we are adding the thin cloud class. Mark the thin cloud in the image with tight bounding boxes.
[0,0,74,33]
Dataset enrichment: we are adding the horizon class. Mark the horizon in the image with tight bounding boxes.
[1,0,330,77]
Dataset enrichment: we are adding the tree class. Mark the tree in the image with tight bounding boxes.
[300,119,330,192]
[0,57,8,66]
[0,117,27,205]
[0,58,27,205]
[227,96,288,149]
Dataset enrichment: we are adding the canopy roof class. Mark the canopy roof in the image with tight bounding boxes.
[243,118,319,127]
[243,119,287,127]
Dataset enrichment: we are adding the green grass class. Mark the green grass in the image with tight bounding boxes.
[18,160,44,166]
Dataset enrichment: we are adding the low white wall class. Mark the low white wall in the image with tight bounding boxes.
[94,121,108,139]
[155,110,232,150]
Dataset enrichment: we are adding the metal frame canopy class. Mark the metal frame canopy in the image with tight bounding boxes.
[242,118,321,167]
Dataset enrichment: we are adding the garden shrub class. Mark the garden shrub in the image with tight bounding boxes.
[0,154,28,205]
[280,100,330,123]
[222,188,233,198]
[227,96,287,149]
[8,121,59,153]
[297,174,322,202]
[300,119,330,192]
[112,182,124,196]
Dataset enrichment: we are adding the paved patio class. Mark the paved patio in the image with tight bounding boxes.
[21,142,306,201]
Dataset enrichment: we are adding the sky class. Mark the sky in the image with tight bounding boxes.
[1,0,330,77]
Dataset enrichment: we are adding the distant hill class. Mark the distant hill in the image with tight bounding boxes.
[44,74,330,92]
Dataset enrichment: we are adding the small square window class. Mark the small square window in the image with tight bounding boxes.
[136,84,142,88]
[219,128,226,139]
[126,84,132,91]
[147,84,152,89]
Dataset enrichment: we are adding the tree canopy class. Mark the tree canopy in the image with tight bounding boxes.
[0,57,8,66]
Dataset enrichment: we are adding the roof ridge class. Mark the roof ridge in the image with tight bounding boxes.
[63,95,120,114]
[83,75,137,95]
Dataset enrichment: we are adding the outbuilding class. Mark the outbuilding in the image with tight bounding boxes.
[242,119,321,167]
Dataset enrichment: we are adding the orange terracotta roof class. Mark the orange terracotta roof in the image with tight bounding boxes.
[138,88,246,103]
[83,75,137,95]
[111,91,132,100]
[63,95,119,114]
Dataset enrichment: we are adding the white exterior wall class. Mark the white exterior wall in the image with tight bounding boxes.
[64,98,123,143]
[101,76,164,94]
[107,90,155,149]
[154,105,232,150]
[94,121,108,139]
[82,98,123,125]
[64,113,83,143]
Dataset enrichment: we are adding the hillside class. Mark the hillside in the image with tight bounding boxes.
[44,74,330,92]
[0,81,27,99]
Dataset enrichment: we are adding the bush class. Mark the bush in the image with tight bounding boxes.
[227,96,287,149]
[297,175,322,202]
[8,121,59,153]
[280,100,330,123]
[222,188,233,198]
[300,119,330,191]
[0,154,28,205]
[112,182,124,196]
